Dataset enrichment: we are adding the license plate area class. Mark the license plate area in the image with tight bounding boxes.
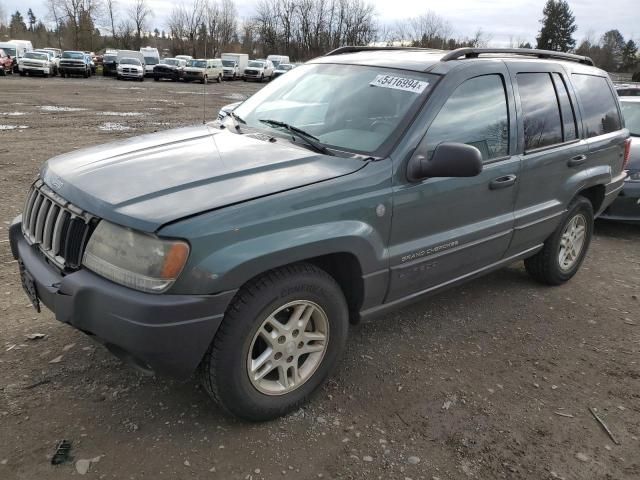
[19,260,41,312]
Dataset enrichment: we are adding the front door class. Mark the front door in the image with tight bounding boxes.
[387,65,520,302]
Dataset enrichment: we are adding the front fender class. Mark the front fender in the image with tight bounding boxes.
[160,160,393,295]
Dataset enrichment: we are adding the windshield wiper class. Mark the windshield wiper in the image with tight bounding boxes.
[259,119,333,155]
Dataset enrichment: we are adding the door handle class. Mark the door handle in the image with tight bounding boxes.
[568,154,588,167]
[489,174,517,190]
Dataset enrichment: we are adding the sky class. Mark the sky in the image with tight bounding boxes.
[1,0,638,46]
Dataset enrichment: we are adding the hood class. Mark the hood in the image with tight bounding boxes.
[42,125,366,232]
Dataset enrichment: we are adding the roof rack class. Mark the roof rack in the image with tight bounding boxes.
[325,46,444,56]
[441,47,594,66]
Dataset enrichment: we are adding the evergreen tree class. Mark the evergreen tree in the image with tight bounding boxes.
[620,39,638,72]
[600,29,626,72]
[536,0,577,52]
[9,11,28,37]
[27,8,36,31]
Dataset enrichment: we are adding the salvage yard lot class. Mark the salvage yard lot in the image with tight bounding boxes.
[1,76,639,480]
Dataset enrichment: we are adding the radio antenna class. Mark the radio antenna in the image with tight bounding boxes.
[202,37,207,124]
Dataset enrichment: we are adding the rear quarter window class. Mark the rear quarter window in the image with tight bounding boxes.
[571,74,622,137]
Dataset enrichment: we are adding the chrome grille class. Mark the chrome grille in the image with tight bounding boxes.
[22,180,95,270]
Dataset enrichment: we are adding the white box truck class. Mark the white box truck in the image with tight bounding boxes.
[221,53,249,80]
[140,46,160,76]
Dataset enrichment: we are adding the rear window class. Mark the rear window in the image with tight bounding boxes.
[517,73,563,150]
[571,74,622,137]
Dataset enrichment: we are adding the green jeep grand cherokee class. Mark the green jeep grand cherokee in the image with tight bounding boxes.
[10,47,630,420]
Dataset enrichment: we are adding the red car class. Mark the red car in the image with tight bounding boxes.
[0,49,13,75]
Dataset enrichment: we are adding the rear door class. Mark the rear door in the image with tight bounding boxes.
[505,62,589,255]
[387,63,520,302]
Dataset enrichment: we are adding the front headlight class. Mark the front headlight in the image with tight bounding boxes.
[628,171,640,182]
[82,221,190,293]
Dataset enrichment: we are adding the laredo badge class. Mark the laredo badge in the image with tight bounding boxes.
[369,75,429,94]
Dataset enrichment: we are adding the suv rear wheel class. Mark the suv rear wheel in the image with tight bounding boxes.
[199,263,349,421]
[524,196,594,285]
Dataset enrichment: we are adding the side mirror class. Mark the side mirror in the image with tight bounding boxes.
[407,142,483,182]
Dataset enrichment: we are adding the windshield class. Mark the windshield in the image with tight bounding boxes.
[187,60,206,68]
[144,56,158,65]
[622,101,640,136]
[62,51,84,59]
[233,64,436,155]
[163,59,179,66]
[1,47,17,56]
[120,58,141,65]
[278,64,293,71]
[222,59,235,67]
[248,61,264,68]
[24,52,48,60]
[104,54,117,63]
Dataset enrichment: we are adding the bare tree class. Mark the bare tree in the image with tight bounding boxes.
[105,0,117,42]
[168,0,207,56]
[129,0,152,49]
[53,0,103,50]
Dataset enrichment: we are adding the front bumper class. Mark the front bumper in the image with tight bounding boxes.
[118,70,144,78]
[20,65,50,74]
[9,216,236,377]
[600,180,640,223]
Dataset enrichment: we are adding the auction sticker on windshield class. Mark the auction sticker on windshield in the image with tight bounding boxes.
[369,75,429,94]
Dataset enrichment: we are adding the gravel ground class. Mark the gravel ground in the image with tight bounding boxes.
[1,75,639,480]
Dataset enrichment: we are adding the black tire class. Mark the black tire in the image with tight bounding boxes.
[140,76,144,82]
[524,196,594,285]
[83,69,89,78]
[19,71,25,77]
[154,76,159,81]
[217,73,222,83]
[199,263,349,421]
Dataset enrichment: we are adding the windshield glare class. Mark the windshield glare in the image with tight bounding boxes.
[248,61,264,68]
[187,60,206,68]
[63,52,84,59]
[120,58,141,65]
[622,101,640,136]
[233,64,435,155]
[25,52,47,60]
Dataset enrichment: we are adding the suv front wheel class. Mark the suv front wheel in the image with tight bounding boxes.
[199,263,349,421]
[524,196,594,285]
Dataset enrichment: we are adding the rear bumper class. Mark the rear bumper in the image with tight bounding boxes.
[600,180,640,223]
[9,216,236,378]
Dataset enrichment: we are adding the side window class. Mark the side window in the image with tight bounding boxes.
[425,75,509,162]
[571,74,622,137]
[517,73,563,150]
[551,73,577,141]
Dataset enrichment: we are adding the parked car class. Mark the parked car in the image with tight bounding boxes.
[182,58,223,84]
[85,53,96,75]
[267,54,290,69]
[18,51,53,77]
[34,49,59,76]
[9,47,629,421]
[116,57,145,81]
[42,48,62,74]
[102,51,118,76]
[599,96,640,223]
[59,50,92,78]
[175,55,193,62]
[140,46,160,77]
[0,42,19,72]
[0,49,13,76]
[616,84,640,97]
[272,63,293,79]
[217,101,242,120]
[221,53,249,79]
[153,58,187,81]
[243,59,274,82]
